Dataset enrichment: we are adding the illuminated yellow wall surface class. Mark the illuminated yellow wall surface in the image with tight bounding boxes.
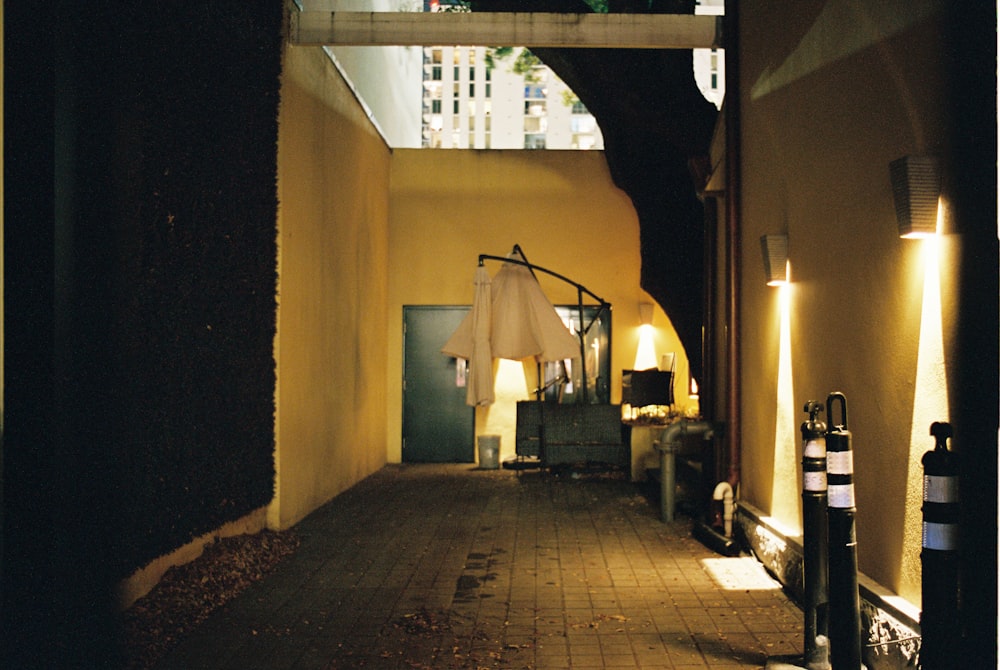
[388,149,694,464]
[269,54,694,530]
[738,0,955,605]
[271,44,391,529]
[264,3,953,610]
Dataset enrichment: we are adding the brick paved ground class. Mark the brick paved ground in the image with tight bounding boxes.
[154,464,803,669]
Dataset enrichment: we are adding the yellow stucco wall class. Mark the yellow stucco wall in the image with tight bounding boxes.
[270,44,391,529]
[387,149,695,464]
[737,1,953,605]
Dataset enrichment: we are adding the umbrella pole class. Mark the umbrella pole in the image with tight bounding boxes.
[577,286,588,403]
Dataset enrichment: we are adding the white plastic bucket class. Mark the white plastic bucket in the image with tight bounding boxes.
[477,435,500,470]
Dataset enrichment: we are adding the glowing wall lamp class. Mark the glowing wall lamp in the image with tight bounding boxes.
[760,234,789,286]
[890,155,941,239]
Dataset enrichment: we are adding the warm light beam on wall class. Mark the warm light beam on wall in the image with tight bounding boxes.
[899,230,950,604]
[633,324,659,370]
[770,282,801,533]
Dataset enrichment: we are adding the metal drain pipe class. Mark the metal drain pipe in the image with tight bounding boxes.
[712,481,734,537]
[723,0,743,492]
[655,420,720,522]
[692,479,740,557]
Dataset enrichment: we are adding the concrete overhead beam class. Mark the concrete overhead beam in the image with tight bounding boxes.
[288,10,722,50]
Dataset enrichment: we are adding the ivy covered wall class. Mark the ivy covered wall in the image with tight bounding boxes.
[103,1,283,577]
[4,2,284,665]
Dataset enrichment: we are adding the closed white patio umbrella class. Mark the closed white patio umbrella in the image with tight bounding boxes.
[442,246,605,407]
[441,265,495,406]
[489,248,579,363]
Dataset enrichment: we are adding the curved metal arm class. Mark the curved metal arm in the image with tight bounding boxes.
[477,251,609,308]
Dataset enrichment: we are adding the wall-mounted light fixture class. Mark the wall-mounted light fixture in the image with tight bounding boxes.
[639,302,654,326]
[760,234,789,286]
[890,155,941,238]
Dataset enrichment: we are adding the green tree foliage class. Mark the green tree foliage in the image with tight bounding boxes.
[487,47,543,82]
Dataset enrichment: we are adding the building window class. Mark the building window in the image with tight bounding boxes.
[454,66,460,80]
[423,81,442,100]
[432,66,442,81]
[571,116,596,133]
[469,83,475,97]
[525,134,546,149]
[432,99,442,113]
[453,99,459,114]
[525,100,546,116]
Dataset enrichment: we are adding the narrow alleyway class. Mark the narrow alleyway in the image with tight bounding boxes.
[154,464,803,669]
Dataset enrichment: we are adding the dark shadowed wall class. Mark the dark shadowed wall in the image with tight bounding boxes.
[4,2,282,665]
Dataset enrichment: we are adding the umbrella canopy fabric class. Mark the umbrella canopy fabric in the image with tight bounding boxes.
[441,266,495,406]
[441,251,580,407]
[489,252,580,362]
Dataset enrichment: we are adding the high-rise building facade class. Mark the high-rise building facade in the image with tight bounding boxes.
[693,0,725,109]
[421,45,605,150]
[420,0,724,149]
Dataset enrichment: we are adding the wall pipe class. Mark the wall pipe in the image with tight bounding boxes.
[655,420,720,523]
[723,0,742,490]
[692,479,740,557]
[698,196,722,532]
[701,196,719,487]
[712,481,734,536]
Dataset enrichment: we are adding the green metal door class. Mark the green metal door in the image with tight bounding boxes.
[403,306,475,463]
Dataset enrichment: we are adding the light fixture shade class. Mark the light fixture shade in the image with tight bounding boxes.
[890,155,940,238]
[638,302,654,326]
[760,234,788,286]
